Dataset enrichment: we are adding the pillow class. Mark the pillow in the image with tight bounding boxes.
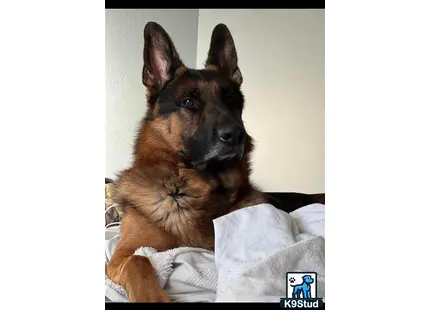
[105,183,122,226]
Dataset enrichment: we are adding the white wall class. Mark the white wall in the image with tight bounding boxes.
[105,9,324,194]
[196,9,325,193]
[105,9,199,178]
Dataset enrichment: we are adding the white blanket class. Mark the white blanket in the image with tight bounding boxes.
[105,203,325,302]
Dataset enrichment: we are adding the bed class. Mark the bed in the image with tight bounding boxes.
[104,178,325,303]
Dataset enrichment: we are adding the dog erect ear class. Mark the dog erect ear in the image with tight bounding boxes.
[205,24,242,86]
[142,22,183,90]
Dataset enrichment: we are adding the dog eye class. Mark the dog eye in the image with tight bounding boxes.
[181,98,199,109]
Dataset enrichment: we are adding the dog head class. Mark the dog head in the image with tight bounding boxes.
[141,22,250,172]
[302,275,314,284]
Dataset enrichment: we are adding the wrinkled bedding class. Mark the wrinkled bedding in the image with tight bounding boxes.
[105,203,325,302]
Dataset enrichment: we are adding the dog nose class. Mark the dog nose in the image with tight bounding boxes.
[218,125,245,145]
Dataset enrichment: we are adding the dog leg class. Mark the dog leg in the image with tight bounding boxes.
[106,208,176,302]
[107,251,170,302]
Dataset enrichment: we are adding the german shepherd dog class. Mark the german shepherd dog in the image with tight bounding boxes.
[106,22,266,302]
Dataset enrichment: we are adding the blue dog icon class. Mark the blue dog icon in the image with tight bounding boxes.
[290,275,314,298]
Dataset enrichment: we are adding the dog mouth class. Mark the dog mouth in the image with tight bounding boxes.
[205,143,245,162]
[182,150,243,172]
[186,154,234,170]
[180,142,245,172]
[214,152,240,162]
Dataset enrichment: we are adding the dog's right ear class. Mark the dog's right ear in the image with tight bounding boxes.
[142,22,183,91]
[205,24,242,86]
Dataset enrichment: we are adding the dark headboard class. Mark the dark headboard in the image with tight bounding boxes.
[264,192,325,214]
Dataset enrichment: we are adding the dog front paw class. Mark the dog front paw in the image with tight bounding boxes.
[129,289,171,303]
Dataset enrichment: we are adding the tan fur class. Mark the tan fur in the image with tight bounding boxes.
[205,64,218,71]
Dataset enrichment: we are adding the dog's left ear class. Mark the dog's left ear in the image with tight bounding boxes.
[205,24,243,86]
[142,22,183,91]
